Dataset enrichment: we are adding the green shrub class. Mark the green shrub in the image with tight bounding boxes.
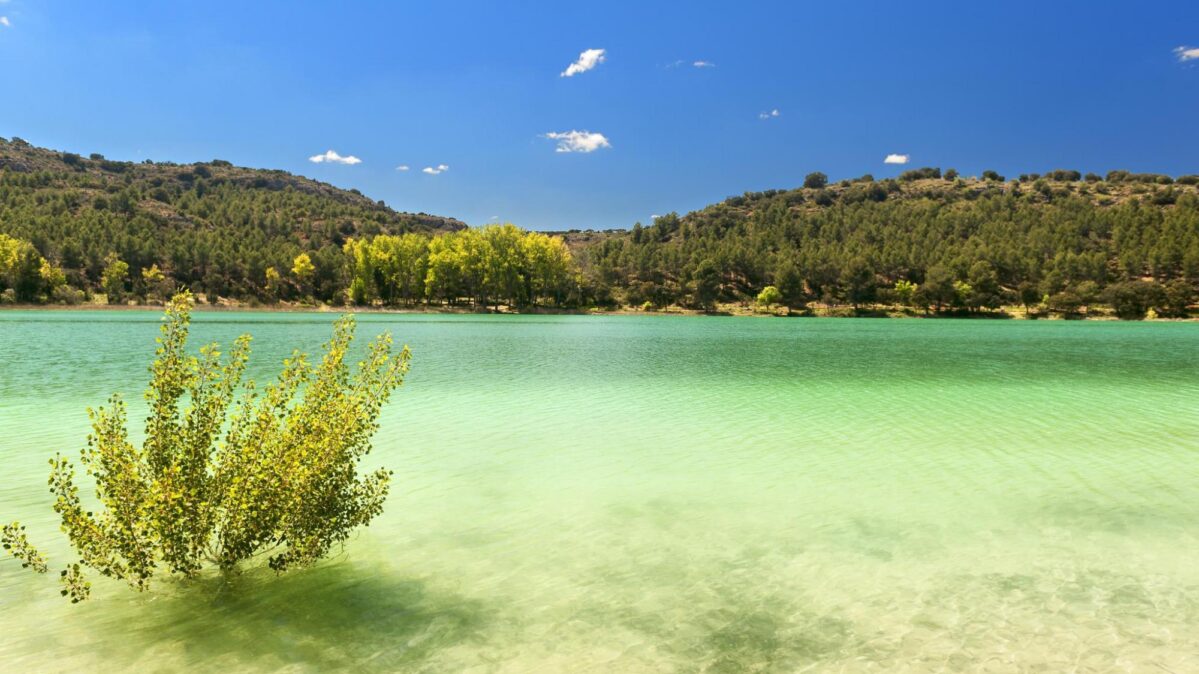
[803,172,828,189]
[756,285,783,306]
[898,167,941,181]
[2,292,411,601]
[1105,280,1165,320]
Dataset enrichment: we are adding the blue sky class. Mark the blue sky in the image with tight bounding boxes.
[1,1,1197,230]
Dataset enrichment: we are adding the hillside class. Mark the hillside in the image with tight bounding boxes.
[0,136,463,302]
[571,168,1199,317]
[5,136,1199,319]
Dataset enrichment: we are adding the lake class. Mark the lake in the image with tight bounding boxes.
[1,312,1197,672]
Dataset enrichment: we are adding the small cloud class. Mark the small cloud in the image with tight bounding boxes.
[758,109,780,120]
[395,165,409,171]
[308,149,361,165]
[422,164,449,175]
[561,48,606,77]
[884,153,910,165]
[0,17,10,27]
[651,214,661,219]
[668,59,716,70]
[1175,46,1199,62]
[543,130,612,153]
[489,215,500,221]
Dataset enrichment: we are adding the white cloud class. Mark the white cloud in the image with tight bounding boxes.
[395,165,409,171]
[884,153,910,165]
[422,164,449,175]
[667,59,716,70]
[0,17,10,27]
[561,48,606,77]
[308,149,361,165]
[1175,46,1199,62]
[544,130,612,153]
[758,109,780,120]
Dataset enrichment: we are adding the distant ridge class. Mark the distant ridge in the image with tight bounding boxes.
[562,167,1199,318]
[0,136,465,233]
[0,136,464,301]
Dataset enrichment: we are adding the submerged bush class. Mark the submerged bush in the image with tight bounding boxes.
[2,292,411,601]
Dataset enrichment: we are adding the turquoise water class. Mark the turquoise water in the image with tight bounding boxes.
[1,312,1197,672]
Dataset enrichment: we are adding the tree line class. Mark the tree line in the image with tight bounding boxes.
[575,169,1199,319]
[4,135,1199,319]
[2,223,582,309]
[341,224,579,307]
[0,136,460,304]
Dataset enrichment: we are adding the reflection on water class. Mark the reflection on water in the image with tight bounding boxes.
[1,313,1198,672]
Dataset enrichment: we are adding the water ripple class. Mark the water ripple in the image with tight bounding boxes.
[1,313,1197,671]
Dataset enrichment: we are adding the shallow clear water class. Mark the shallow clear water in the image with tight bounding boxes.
[1,312,1197,672]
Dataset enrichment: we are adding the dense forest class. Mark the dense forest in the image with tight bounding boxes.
[0,136,463,304]
[569,168,1199,319]
[3,137,1199,319]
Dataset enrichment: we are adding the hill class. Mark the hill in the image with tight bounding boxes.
[5,138,1199,320]
[570,168,1199,318]
[0,136,464,303]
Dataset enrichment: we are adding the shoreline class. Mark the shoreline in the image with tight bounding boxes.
[1,301,1194,321]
